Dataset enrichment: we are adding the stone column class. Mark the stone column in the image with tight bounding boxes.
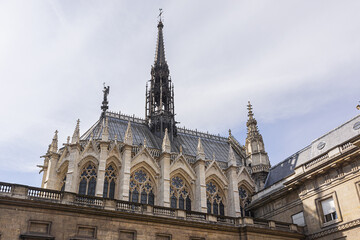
[194,159,207,212]
[158,152,170,207]
[65,144,81,193]
[95,142,108,197]
[226,166,241,217]
[118,144,132,200]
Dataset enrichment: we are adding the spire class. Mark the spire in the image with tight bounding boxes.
[102,117,109,141]
[155,9,166,66]
[196,138,205,160]
[49,130,58,152]
[146,12,176,140]
[246,101,259,138]
[71,119,80,144]
[228,145,237,167]
[162,128,171,153]
[124,121,133,145]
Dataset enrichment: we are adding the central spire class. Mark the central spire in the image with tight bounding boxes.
[154,20,167,67]
[145,13,177,140]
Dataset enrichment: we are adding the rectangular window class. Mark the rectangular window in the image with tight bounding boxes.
[291,211,305,226]
[119,230,136,240]
[77,225,97,238]
[156,234,171,240]
[321,198,337,223]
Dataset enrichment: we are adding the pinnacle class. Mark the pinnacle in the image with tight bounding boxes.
[71,119,80,144]
[196,138,205,160]
[162,128,171,153]
[124,121,133,145]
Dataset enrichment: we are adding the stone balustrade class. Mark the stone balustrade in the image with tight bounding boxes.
[0,182,303,234]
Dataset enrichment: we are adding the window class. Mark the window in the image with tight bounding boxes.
[103,164,117,199]
[321,198,337,223]
[76,225,96,239]
[156,234,171,240]
[238,186,252,217]
[78,163,97,196]
[119,230,136,240]
[170,176,192,211]
[292,211,305,226]
[315,192,342,227]
[129,169,155,205]
[206,181,225,216]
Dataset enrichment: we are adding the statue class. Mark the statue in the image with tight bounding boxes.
[101,83,110,116]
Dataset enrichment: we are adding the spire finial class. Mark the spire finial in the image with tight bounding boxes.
[71,119,80,144]
[179,145,183,155]
[247,101,254,119]
[143,138,147,148]
[158,8,163,22]
[101,84,110,117]
[357,101,360,110]
[228,129,232,137]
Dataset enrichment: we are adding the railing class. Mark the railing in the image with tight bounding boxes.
[186,211,206,221]
[116,200,143,213]
[253,218,270,228]
[74,195,104,208]
[305,153,329,169]
[0,182,303,234]
[217,216,236,224]
[27,187,61,201]
[178,127,227,141]
[153,206,175,217]
[341,142,353,151]
[105,111,146,124]
[148,148,161,158]
[0,182,12,193]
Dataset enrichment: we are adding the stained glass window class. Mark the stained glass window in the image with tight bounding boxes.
[103,164,117,199]
[170,175,192,211]
[238,186,252,217]
[129,169,155,205]
[78,163,97,196]
[206,180,225,216]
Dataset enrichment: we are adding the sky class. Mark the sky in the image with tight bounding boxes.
[0,0,359,187]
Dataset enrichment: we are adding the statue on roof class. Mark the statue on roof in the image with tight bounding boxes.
[101,83,110,117]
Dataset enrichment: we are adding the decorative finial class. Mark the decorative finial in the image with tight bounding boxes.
[71,119,80,144]
[180,145,183,154]
[162,128,171,153]
[247,101,254,119]
[196,138,205,160]
[357,101,360,110]
[143,138,147,148]
[228,129,232,136]
[158,8,163,21]
[212,152,216,161]
[124,121,133,145]
[67,136,70,144]
[101,84,110,117]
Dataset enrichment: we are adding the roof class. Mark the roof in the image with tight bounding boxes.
[81,111,244,167]
[264,114,360,188]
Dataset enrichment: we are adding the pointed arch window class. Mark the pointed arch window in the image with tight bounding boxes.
[78,163,97,196]
[206,181,225,216]
[129,169,155,205]
[170,176,192,211]
[103,164,117,199]
[239,186,252,217]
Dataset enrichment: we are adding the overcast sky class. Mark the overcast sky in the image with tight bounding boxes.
[0,0,359,187]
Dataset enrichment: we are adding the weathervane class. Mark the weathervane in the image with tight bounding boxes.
[101,83,110,117]
[158,8,163,21]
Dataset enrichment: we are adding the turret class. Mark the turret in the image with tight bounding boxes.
[245,101,270,191]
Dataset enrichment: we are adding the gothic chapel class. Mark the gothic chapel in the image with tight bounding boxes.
[2,16,360,240]
[40,18,269,218]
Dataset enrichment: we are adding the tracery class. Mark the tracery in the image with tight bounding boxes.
[129,169,155,205]
[238,186,252,217]
[78,163,97,196]
[206,181,225,216]
[103,164,117,199]
[170,175,191,211]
